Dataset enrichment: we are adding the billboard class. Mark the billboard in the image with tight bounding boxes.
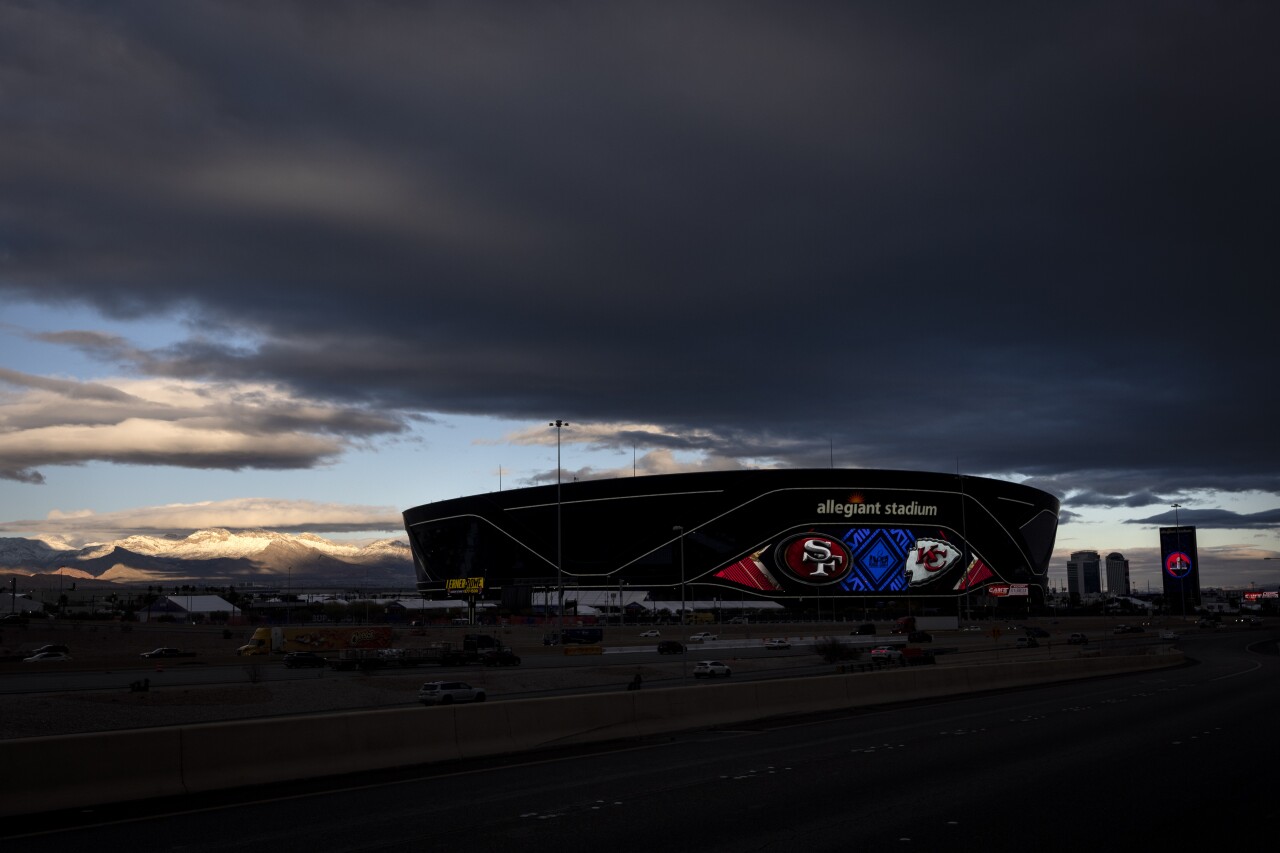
[1159,525,1201,610]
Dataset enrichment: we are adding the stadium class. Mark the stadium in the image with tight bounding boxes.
[402,469,1060,617]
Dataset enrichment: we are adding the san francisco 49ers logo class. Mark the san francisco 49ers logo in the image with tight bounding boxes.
[774,534,853,586]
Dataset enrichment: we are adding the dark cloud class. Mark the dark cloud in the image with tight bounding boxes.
[2,2,1279,510]
[1128,507,1280,531]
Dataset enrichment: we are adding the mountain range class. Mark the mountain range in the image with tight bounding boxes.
[0,529,414,588]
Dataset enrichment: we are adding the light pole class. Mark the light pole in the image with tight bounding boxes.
[550,420,568,640]
[673,525,685,628]
[617,577,627,628]
[1172,503,1186,621]
[673,524,686,677]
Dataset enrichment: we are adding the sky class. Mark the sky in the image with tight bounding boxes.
[1,1,1278,593]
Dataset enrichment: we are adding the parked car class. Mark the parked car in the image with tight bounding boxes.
[639,630,661,637]
[1015,637,1039,648]
[763,638,791,650]
[688,632,718,642]
[31,644,70,655]
[657,640,685,655]
[23,651,72,663]
[869,646,903,663]
[0,614,29,626]
[692,660,731,678]
[1067,633,1089,645]
[283,651,327,668]
[418,681,486,705]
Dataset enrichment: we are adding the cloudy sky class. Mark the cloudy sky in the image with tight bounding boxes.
[1,1,1277,591]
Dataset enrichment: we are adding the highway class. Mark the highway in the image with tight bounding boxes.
[5,629,1277,852]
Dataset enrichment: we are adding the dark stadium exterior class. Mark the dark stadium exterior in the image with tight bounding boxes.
[402,469,1060,616]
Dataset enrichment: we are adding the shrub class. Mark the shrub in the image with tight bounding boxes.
[814,637,861,663]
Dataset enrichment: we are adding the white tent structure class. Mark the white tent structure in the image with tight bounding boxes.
[2,593,44,614]
[138,594,241,622]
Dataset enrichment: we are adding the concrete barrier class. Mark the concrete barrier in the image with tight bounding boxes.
[179,706,456,793]
[0,651,1183,817]
[1,727,187,816]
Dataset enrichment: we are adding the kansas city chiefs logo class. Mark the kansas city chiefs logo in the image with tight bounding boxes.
[905,538,961,586]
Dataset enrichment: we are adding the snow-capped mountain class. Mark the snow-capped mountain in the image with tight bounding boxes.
[0,529,414,586]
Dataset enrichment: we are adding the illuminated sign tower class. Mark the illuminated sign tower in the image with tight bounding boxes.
[1159,525,1201,612]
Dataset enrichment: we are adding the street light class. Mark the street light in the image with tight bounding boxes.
[673,525,685,628]
[673,524,686,678]
[550,420,569,640]
[1172,503,1186,621]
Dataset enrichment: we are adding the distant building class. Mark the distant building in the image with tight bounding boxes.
[1105,552,1130,595]
[1067,550,1102,600]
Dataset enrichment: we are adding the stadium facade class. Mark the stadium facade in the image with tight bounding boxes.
[402,469,1060,615]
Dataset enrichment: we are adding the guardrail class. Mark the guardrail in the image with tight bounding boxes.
[0,650,1183,817]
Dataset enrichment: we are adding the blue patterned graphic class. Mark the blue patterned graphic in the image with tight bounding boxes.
[838,528,913,592]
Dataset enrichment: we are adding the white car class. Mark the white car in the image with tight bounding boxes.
[693,660,731,678]
[639,630,661,637]
[869,646,903,663]
[688,632,718,642]
[418,681,486,705]
[23,651,72,663]
[763,638,791,650]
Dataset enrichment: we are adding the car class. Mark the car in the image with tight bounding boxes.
[1158,630,1180,640]
[692,660,731,678]
[0,613,29,626]
[23,651,72,663]
[639,630,661,637]
[869,646,903,663]
[688,632,718,642]
[961,624,982,632]
[1067,633,1089,645]
[283,651,327,668]
[140,647,195,659]
[418,681,486,705]
[907,631,933,643]
[657,640,685,654]
[1114,624,1145,634]
[853,623,877,635]
[31,644,70,655]
[1023,626,1050,638]
[763,638,791,650]
[1015,636,1039,648]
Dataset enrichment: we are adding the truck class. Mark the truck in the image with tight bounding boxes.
[892,615,959,633]
[237,625,394,656]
